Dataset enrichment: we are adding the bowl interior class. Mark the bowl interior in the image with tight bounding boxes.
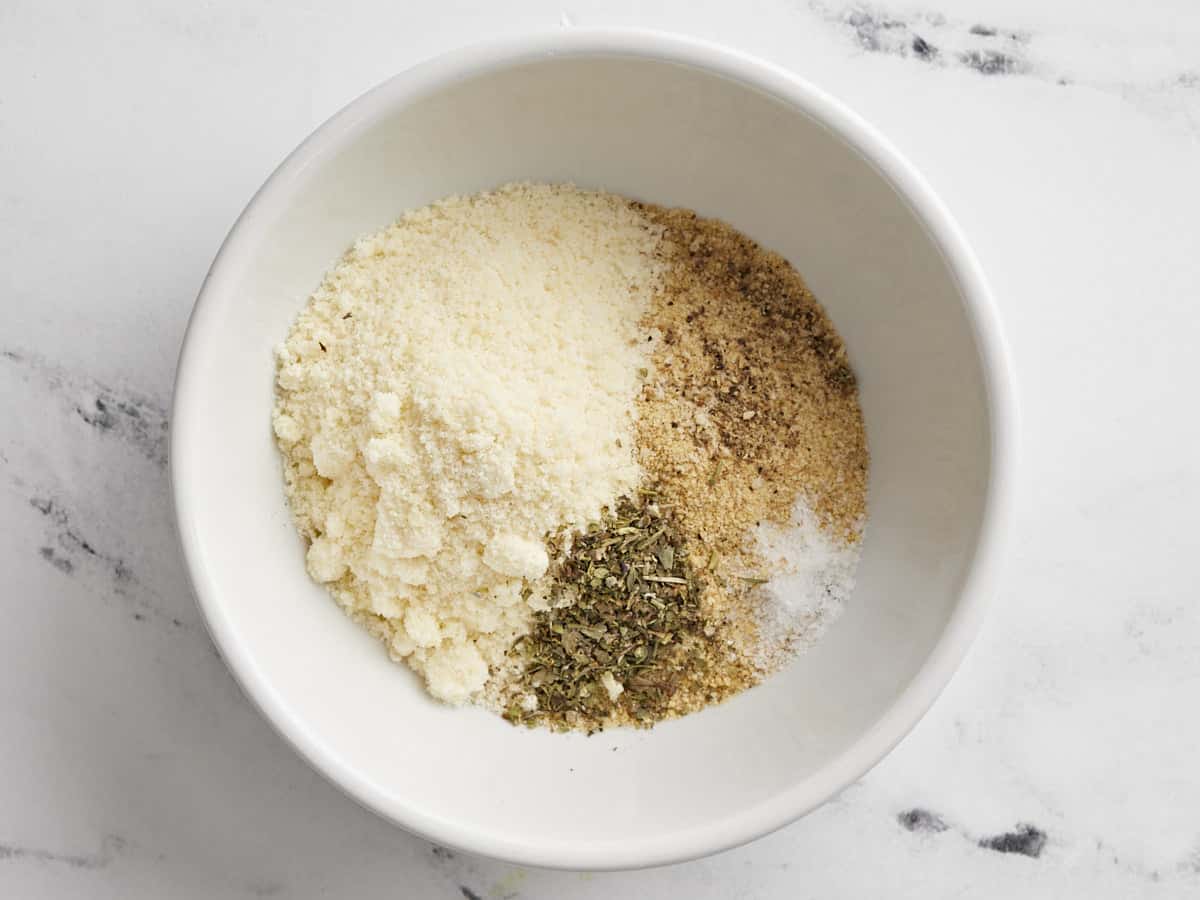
[174,48,993,866]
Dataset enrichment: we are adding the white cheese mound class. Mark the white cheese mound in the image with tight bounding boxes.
[273,183,660,704]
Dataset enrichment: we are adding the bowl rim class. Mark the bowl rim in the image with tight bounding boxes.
[171,27,1017,871]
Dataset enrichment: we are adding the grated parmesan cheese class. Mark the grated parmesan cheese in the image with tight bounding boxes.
[273,184,662,703]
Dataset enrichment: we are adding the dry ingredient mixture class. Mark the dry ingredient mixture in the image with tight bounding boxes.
[632,204,868,685]
[274,183,867,730]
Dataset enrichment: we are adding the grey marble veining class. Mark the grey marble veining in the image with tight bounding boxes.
[2,0,1199,897]
[3,349,169,468]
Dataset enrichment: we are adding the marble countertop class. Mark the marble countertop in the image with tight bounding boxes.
[3,1,1198,896]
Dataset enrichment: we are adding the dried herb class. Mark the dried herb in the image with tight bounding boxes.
[504,491,706,731]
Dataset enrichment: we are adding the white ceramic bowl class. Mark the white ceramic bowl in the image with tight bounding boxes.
[172,30,1014,870]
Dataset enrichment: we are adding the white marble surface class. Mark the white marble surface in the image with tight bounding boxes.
[2,0,1199,896]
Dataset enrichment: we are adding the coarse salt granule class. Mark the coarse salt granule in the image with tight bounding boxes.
[752,497,863,671]
[273,183,662,703]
